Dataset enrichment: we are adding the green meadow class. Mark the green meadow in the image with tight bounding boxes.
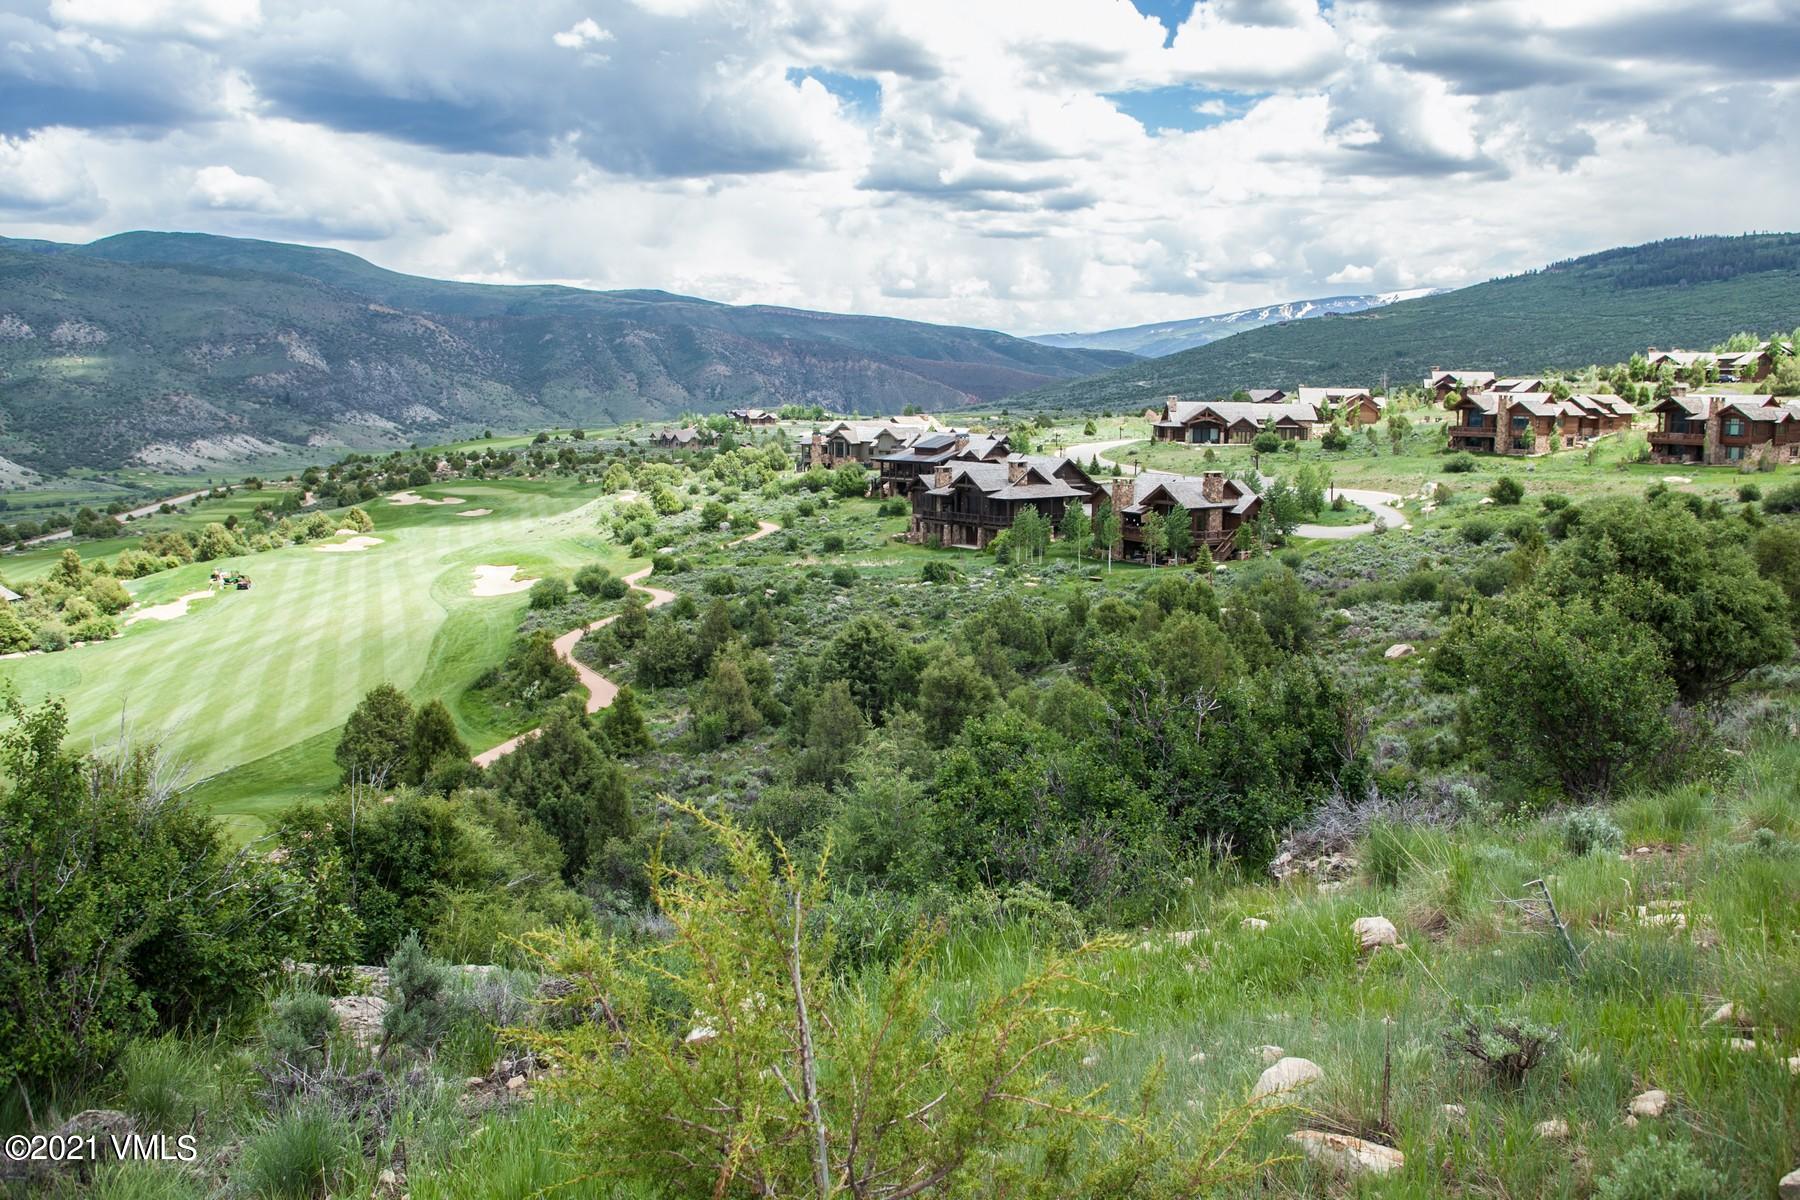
[0,477,635,836]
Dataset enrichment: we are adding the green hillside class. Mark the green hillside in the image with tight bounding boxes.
[1011,233,1800,409]
[0,232,1131,475]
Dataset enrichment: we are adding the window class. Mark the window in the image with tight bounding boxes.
[1726,445,1744,462]
[1512,415,1529,430]
[1466,412,1483,428]
[1724,418,1744,437]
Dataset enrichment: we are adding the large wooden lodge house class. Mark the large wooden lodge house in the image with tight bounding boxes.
[1150,397,1322,444]
[1112,471,1262,564]
[871,431,1011,496]
[909,455,1102,550]
[1447,391,1634,456]
[796,416,937,471]
[1648,393,1800,465]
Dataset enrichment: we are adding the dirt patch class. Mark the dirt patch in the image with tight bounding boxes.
[315,536,384,553]
[457,508,493,517]
[125,590,215,625]
[472,565,532,597]
[388,491,467,506]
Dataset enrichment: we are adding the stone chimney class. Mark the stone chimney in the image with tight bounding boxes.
[1008,459,1028,485]
[1110,478,1135,510]
[1201,471,1225,504]
[932,465,952,490]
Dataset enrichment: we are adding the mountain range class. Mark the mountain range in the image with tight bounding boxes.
[1012,234,1800,412]
[0,232,1131,476]
[1026,290,1443,358]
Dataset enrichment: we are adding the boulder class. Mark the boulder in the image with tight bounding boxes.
[1779,1166,1800,1200]
[505,1075,528,1092]
[1628,1089,1668,1118]
[330,994,390,1049]
[1241,917,1270,932]
[1534,1118,1569,1141]
[1704,1001,1739,1027]
[685,1024,719,1047]
[1287,1130,1405,1177]
[1442,1103,1468,1121]
[1254,1043,1286,1064]
[1352,916,1399,951]
[1252,1056,1323,1101]
[1383,643,1415,660]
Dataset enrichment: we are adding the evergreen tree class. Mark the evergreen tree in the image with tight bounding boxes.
[407,699,469,785]
[601,685,654,754]
[489,707,630,879]
[0,602,32,654]
[335,684,414,786]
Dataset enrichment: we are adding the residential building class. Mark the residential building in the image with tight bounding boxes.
[909,455,1103,549]
[1714,342,1790,383]
[651,427,704,449]
[1649,393,1800,465]
[1295,387,1382,425]
[1150,398,1322,443]
[1424,369,1496,401]
[1112,471,1262,564]
[1245,388,1288,404]
[728,407,779,427]
[871,431,1011,496]
[1491,377,1549,394]
[1446,392,1612,455]
[796,416,936,470]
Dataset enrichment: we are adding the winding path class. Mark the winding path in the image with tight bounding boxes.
[725,519,780,547]
[471,565,676,767]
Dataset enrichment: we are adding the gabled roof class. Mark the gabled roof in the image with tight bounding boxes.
[1720,398,1798,424]
[1245,388,1287,403]
[924,460,1086,501]
[1426,370,1495,388]
[1295,387,1374,407]
[957,434,1010,460]
[1160,399,1321,427]
[0,584,21,603]
[1491,377,1548,393]
[1126,470,1260,515]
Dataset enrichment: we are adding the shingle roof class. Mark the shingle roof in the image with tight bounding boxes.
[1164,400,1320,426]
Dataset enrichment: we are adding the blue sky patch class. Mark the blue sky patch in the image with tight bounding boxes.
[1105,85,1260,134]
[1127,0,1198,48]
[785,67,880,117]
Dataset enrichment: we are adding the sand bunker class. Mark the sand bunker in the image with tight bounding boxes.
[125,590,215,625]
[472,564,533,596]
[315,535,384,553]
[388,491,467,506]
[457,508,492,517]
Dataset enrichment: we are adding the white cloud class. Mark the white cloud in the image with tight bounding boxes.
[0,0,1795,335]
[1326,264,1375,284]
[47,0,261,41]
[189,164,278,211]
[552,17,613,49]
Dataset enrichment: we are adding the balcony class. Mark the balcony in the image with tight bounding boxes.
[1649,430,1705,446]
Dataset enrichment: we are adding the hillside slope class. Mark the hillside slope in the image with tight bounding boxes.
[1027,290,1441,357]
[0,232,1131,474]
[1011,234,1800,410]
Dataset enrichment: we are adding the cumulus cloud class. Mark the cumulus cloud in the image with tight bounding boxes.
[0,0,1794,334]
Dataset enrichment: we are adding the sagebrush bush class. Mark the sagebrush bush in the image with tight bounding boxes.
[263,991,337,1071]
[1594,1136,1722,1200]
[1561,808,1623,857]
[381,932,459,1054]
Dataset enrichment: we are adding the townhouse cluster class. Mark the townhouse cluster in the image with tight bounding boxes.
[1429,372,1638,457]
[1147,386,1384,444]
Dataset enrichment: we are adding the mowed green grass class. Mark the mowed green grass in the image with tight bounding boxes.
[0,478,635,836]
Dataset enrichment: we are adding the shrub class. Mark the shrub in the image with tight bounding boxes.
[821,532,846,553]
[830,565,856,588]
[1488,476,1525,505]
[263,991,338,1071]
[1539,493,1571,512]
[1446,1009,1557,1084]
[1736,483,1762,503]
[527,576,569,610]
[236,1104,359,1200]
[1595,1137,1722,1200]
[921,561,957,584]
[1762,480,1800,514]
[380,932,458,1054]
[1443,452,1478,473]
[1561,808,1623,857]
[571,563,615,597]
[1458,516,1498,545]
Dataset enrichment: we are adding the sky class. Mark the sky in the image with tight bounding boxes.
[1,0,1797,336]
